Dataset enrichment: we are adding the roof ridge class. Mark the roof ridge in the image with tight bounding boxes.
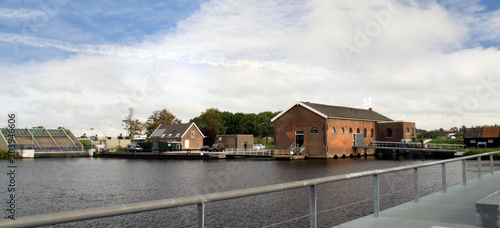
[302,101,373,111]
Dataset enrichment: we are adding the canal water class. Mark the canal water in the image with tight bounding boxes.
[1,156,498,227]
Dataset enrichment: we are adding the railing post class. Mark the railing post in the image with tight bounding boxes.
[441,163,446,193]
[477,156,482,179]
[310,185,317,228]
[373,174,379,217]
[197,203,204,228]
[414,168,419,203]
[490,154,494,175]
[462,159,467,185]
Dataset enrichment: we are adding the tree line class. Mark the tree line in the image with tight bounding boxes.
[122,107,280,145]
[190,108,280,145]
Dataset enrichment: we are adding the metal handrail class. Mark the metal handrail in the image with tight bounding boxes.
[1,151,498,228]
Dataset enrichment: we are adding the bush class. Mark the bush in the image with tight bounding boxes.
[463,149,500,159]
[79,140,91,149]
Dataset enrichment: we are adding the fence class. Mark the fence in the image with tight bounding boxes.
[1,151,498,228]
[365,141,465,151]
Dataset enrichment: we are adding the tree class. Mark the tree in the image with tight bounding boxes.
[191,108,225,145]
[255,111,279,144]
[122,107,143,138]
[145,109,181,137]
[57,126,66,130]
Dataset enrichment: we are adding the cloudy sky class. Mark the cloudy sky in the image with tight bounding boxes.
[1,0,499,138]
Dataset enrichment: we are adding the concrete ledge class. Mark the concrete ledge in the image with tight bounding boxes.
[476,190,500,228]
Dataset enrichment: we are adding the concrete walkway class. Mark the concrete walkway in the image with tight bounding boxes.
[335,171,500,228]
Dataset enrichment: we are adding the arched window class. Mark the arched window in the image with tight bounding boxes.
[411,128,415,137]
[349,128,353,134]
[371,129,374,138]
[386,128,393,138]
[363,128,367,138]
[332,127,336,134]
[341,127,345,134]
[311,127,318,134]
[407,127,410,134]
[357,128,360,134]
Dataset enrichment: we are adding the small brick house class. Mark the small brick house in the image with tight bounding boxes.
[149,123,205,150]
[464,127,500,148]
[271,101,416,158]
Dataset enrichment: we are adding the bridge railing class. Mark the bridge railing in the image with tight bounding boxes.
[1,151,498,228]
[363,141,465,151]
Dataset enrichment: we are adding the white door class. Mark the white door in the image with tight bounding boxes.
[184,140,190,148]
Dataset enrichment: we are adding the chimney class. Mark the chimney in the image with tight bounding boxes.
[368,108,372,111]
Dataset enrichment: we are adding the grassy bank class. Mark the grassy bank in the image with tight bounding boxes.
[463,148,500,159]
[429,138,464,144]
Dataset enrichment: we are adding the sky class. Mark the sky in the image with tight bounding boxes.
[1,0,499,138]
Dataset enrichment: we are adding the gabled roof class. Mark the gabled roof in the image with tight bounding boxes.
[150,123,205,139]
[465,127,500,139]
[271,101,393,122]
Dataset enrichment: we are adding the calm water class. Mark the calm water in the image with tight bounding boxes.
[1,156,498,227]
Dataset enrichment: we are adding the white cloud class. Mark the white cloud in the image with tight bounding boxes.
[1,0,500,137]
[0,8,45,19]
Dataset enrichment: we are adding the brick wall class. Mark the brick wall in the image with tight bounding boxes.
[326,119,377,157]
[274,105,326,158]
[376,122,416,142]
[181,124,204,150]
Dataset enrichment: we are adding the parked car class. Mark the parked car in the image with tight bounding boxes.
[209,143,225,152]
[200,145,210,152]
[126,143,143,152]
[253,144,265,150]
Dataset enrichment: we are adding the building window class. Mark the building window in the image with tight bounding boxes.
[341,127,345,134]
[311,127,318,134]
[411,128,415,137]
[386,128,393,138]
[191,131,195,138]
[357,128,360,134]
[488,139,493,143]
[470,139,476,144]
[363,128,367,138]
[332,127,336,134]
[371,129,374,138]
[349,128,353,134]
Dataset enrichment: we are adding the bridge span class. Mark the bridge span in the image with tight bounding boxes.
[355,141,466,157]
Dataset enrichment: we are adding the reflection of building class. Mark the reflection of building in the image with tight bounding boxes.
[464,127,500,148]
[149,123,205,150]
[0,127,83,152]
[216,134,254,150]
[272,101,416,158]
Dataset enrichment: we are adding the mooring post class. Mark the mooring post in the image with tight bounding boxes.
[197,203,204,228]
[414,168,419,203]
[373,174,380,217]
[310,185,317,228]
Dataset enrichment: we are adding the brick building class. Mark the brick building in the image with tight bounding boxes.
[271,101,416,158]
[216,134,254,150]
[149,123,205,150]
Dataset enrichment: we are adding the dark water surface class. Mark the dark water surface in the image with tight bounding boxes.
[1,156,498,227]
